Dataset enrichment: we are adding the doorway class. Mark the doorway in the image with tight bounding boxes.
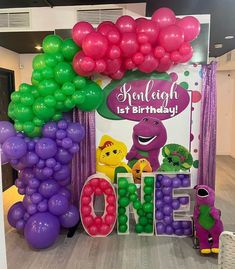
[0,68,17,190]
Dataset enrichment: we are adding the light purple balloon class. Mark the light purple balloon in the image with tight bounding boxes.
[42,122,58,138]
[162,187,172,196]
[182,178,190,187]
[58,120,68,130]
[31,193,43,204]
[24,212,60,249]
[0,121,16,144]
[156,222,165,234]
[35,138,57,159]
[22,152,39,167]
[2,136,27,159]
[59,205,79,228]
[56,130,66,140]
[162,176,172,187]
[67,123,85,143]
[37,199,48,212]
[172,199,180,210]
[172,177,181,188]
[39,179,59,198]
[54,165,70,181]
[61,138,73,149]
[7,202,25,228]
[165,225,174,235]
[55,148,73,164]
[48,194,69,216]
[46,158,56,168]
[162,205,173,216]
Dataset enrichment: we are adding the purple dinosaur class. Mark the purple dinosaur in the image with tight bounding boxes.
[194,185,224,254]
[126,117,167,171]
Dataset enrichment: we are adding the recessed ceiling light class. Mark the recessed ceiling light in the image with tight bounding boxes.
[214,43,223,49]
[225,35,234,40]
[35,45,42,50]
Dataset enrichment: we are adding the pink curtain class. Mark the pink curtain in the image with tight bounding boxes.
[198,61,217,189]
[71,109,96,210]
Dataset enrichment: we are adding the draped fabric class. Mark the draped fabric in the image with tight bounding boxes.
[198,61,217,189]
[71,109,96,211]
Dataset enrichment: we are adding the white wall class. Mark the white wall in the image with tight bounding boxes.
[19,53,36,84]
[216,71,235,156]
[0,46,21,89]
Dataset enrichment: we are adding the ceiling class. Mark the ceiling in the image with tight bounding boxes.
[0,0,234,57]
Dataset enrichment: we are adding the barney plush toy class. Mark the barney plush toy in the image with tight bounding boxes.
[194,185,224,254]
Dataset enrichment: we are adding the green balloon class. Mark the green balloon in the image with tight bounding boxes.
[21,92,34,106]
[44,95,56,107]
[54,62,75,85]
[146,213,153,219]
[144,186,153,195]
[118,207,126,215]
[33,98,55,121]
[55,101,65,111]
[133,200,142,210]
[31,78,40,86]
[118,197,129,207]
[31,87,40,98]
[54,90,66,101]
[14,104,34,121]
[139,216,148,226]
[8,105,16,120]
[53,52,64,63]
[72,90,85,105]
[14,121,23,132]
[33,117,44,127]
[11,91,21,102]
[118,214,128,225]
[118,178,128,189]
[73,76,87,89]
[19,83,32,93]
[143,202,153,213]
[144,224,153,233]
[42,35,63,54]
[61,38,80,61]
[27,126,41,138]
[144,177,154,187]
[77,81,104,111]
[118,188,127,197]
[64,98,75,109]
[144,194,152,203]
[32,69,43,82]
[38,79,58,96]
[45,54,58,67]
[129,194,138,202]
[52,113,62,121]
[41,66,54,79]
[23,121,35,133]
[128,183,137,194]
[135,224,144,233]
[119,224,128,233]
[33,54,46,70]
[61,82,75,95]
[137,209,145,217]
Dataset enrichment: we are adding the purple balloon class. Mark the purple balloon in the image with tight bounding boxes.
[27,203,37,215]
[162,187,172,195]
[182,178,190,187]
[18,187,26,195]
[16,133,24,138]
[24,212,60,249]
[59,205,79,228]
[42,167,53,177]
[69,144,79,154]
[31,193,43,204]
[7,202,25,228]
[67,123,85,143]
[54,165,70,181]
[177,174,185,179]
[37,199,48,212]
[56,130,66,140]
[165,225,174,235]
[184,228,192,236]
[175,228,184,236]
[156,182,161,188]
[24,212,30,221]
[163,215,173,225]
[172,177,181,188]
[163,205,173,216]
[54,162,61,171]
[172,221,182,229]
[163,195,172,204]
[61,138,73,149]
[58,177,71,187]
[21,152,39,167]
[35,138,57,159]
[15,178,24,188]
[46,158,56,168]
[42,122,58,138]
[182,221,191,229]
[156,222,165,234]
[58,120,68,130]
[178,197,189,205]
[16,219,25,231]
[56,139,62,146]
[157,175,163,181]
[34,168,48,180]
[48,194,69,216]
[36,159,45,168]
[58,188,71,200]
[55,148,72,164]
[26,186,37,196]
[155,199,163,209]
[156,210,164,220]
[2,136,27,159]
[27,141,35,151]
[28,178,40,189]
[155,190,163,199]
[162,176,172,187]
[172,199,180,210]
[20,168,34,181]
[0,121,16,144]
[23,195,33,208]
[39,179,59,198]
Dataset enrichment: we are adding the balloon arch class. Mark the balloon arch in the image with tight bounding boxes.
[0,7,200,249]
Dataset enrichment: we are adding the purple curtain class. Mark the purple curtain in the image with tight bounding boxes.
[198,61,217,189]
[71,109,96,209]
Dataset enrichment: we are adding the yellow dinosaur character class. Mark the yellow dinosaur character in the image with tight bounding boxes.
[96,135,131,183]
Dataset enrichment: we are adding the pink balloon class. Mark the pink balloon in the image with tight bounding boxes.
[116,15,136,33]
[159,25,184,52]
[156,58,172,72]
[107,30,121,44]
[94,216,103,226]
[135,17,147,26]
[95,59,106,73]
[99,224,110,235]
[125,58,136,70]
[180,51,193,63]
[107,194,116,205]
[170,51,181,63]
[73,51,93,77]
[160,52,171,64]
[132,52,144,65]
[152,7,176,29]
[137,33,149,44]
[88,225,98,236]
[83,216,93,227]
[94,187,102,196]
[179,42,193,55]
[106,205,116,214]
[136,18,159,44]
[107,45,121,59]
[176,16,200,41]
[81,205,92,216]
[97,21,116,35]
[104,58,122,75]
[72,21,94,46]
[80,56,95,72]
[110,68,125,80]
[154,46,165,58]
[81,195,91,205]
[82,32,108,59]
[120,32,139,57]
[140,43,152,55]
[138,53,159,73]
[104,214,115,225]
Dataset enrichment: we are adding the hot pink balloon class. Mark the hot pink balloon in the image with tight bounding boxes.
[97,21,116,35]
[72,21,94,46]
[95,59,106,73]
[107,30,121,44]
[107,45,121,59]
[125,58,136,70]
[80,56,95,72]
[140,43,152,55]
[82,32,108,60]
[120,32,139,58]
[152,7,176,29]
[176,16,200,41]
[159,25,184,52]
[104,58,122,75]
[116,15,136,33]
[138,53,159,73]
[154,46,165,58]
[135,17,146,26]
[110,69,125,80]
[157,58,172,72]
[170,51,181,63]
[132,52,144,65]
[136,18,159,44]
[73,51,93,77]
[179,42,193,55]
[137,33,148,44]
[180,50,193,63]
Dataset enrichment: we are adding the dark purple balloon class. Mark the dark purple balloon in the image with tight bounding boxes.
[31,193,43,204]
[69,144,79,154]
[172,177,181,188]
[156,222,165,234]
[27,141,35,151]
[55,148,72,164]
[39,179,59,198]
[16,219,25,231]
[156,182,161,188]
[157,175,163,181]
[35,138,57,159]
[28,178,40,189]
[172,221,182,229]
[42,122,58,138]
[54,165,70,181]
[56,139,62,146]
[58,177,71,187]
[15,178,24,188]
[22,152,39,167]
[182,178,190,187]
[54,162,61,171]
[18,188,25,195]
[46,158,56,168]
[155,199,163,209]
[163,215,173,225]
[162,187,172,196]
[2,136,27,159]
[37,199,48,212]
[48,194,69,216]
[36,159,45,168]
[7,202,25,228]
[23,195,33,208]
[162,176,172,187]
[177,174,185,179]
[24,212,30,221]
[59,205,79,228]
[56,130,67,140]
[0,121,16,144]
[178,197,189,205]
[175,228,184,236]
[163,195,172,204]
[58,188,71,200]
[165,225,174,235]
[1,150,9,165]
[155,190,163,199]
[182,221,192,229]
[26,186,37,196]
[42,167,53,177]
[156,210,164,220]
[16,133,24,138]
[34,167,48,180]
[172,199,180,210]
[24,212,60,249]
[27,203,37,215]
[162,205,173,216]
[67,123,85,143]
[61,138,73,149]
[58,120,68,130]
[184,228,192,236]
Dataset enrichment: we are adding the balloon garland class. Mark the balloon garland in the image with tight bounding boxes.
[72,7,200,79]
